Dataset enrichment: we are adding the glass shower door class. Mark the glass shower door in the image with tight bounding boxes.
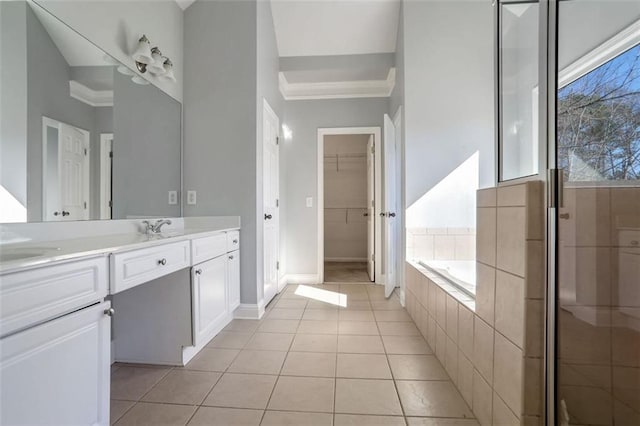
[555,3,640,424]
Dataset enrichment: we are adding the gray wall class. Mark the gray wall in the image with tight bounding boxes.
[36,0,184,102]
[0,2,28,208]
[183,0,259,304]
[25,4,99,221]
[112,72,181,219]
[403,0,495,207]
[283,98,389,275]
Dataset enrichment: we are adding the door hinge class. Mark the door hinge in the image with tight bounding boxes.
[276,199,279,207]
[108,200,112,208]
[371,254,375,261]
[276,136,279,145]
[109,151,113,158]
[371,200,374,208]
[371,145,375,154]
[276,261,280,270]
[84,148,88,156]
[548,168,564,208]
[84,201,87,209]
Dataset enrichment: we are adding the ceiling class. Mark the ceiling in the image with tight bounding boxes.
[271,0,400,57]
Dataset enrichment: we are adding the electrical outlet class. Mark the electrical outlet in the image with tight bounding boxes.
[306,197,313,208]
[168,191,178,205]
[187,190,197,205]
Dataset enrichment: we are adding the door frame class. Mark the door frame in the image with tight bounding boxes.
[317,127,382,284]
[42,117,90,221]
[392,106,404,302]
[99,133,113,220]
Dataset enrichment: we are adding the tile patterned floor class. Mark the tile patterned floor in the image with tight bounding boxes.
[324,262,371,283]
[110,283,478,425]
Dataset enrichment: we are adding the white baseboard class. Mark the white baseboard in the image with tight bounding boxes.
[234,301,266,320]
[286,274,321,285]
[325,257,368,262]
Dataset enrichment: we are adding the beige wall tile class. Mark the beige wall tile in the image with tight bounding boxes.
[575,247,612,306]
[427,314,437,349]
[436,286,447,327]
[493,333,523,416]
[455,235,476,261]
[525,300,544,358]
[415,235,435,260]
[434,235,456,260]
[420,275,430,308]
[458,351,474,407]
[525,240,544,300]
[478,188,497,208]
[473,317,494,385]
[446,336,459,382]
[446,295,459,343]
[458,306,474,359]
[477,208,497,267]
[476,262,496,326]
[524,357,543,416]
[492,392,520,425]
[472,369,493,426]
[436,325,447,362]
[526,181,544,240]
[495,271,525,348]
[496,207,526,277]
[428,280,437,314]
[498,184,526,207]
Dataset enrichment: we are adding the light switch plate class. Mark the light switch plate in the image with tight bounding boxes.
[168,191,178,205]
[187,190,197,205]
[306,197,313,208]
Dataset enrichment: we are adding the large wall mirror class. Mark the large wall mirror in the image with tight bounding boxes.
[0,0,182,223]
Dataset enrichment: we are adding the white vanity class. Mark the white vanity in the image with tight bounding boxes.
[0,216,241,425]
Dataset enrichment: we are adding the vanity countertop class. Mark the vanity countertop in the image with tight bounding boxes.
[0,219,240,274]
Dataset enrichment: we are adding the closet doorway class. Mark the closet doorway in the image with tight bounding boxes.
[317,127,382,284]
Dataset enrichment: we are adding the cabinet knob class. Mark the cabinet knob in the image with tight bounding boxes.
[229,255,234,260]
[53,211,61,216]
[388,212,396,218]
[195,269,202,275]
[158,258,167,266]
[104,308,115,317]
[233,239,238,244]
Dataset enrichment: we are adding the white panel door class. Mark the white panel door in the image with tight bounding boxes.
[192,255,227,347]
[263,100,280,306]
[1,301,111,426]
[367,135,375,281]
[99,134,113,220]
[59,123,89,221]
[383,114,397,298]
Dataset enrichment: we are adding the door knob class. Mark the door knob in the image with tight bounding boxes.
[363,212,369,217]
[195,269,202,275]
[53,211,61,216]
[62,211,70,216]
[559,213,570,220]
[264,214,273,220]
[389,212,396,218]
[379,212,386,217]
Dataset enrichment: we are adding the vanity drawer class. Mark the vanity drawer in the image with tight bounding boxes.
[227,231,240,252]
[191,233,227,265]
[0,256,109,338]
[111,241,190,294]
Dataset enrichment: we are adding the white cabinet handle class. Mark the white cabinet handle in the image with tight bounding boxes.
[158,258,167,266]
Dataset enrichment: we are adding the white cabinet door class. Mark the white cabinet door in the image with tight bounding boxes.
[192,256,227,346]
[1,301,111,426]
[227,250,240,312]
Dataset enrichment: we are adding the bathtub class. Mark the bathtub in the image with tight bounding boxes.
[418,259,476,298]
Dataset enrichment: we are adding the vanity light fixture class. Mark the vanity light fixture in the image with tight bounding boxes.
[130,34,176,84]
[131,35,153,72]
[160,59,176,82]
[147,47,166,75]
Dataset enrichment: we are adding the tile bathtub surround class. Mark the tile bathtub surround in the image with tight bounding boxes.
[110,283,479,425]
[405,181,545,426]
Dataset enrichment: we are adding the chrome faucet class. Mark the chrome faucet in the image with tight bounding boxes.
[142,219,172,234]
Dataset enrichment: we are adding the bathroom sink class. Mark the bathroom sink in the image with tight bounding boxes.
[0,247,60,262]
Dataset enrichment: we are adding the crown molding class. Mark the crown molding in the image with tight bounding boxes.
[279,68,396,101]
[69,80,113,107]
